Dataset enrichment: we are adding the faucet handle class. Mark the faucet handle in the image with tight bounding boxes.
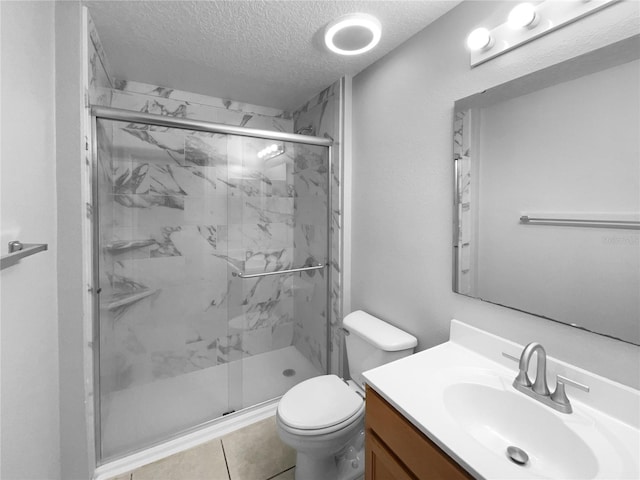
[550,375,590,414]
[503,351,534,387]
[514,370,532,387]
[556,374,590,392]
[504,351,532,387]
[550,379,572,412]
[502,352,519,363]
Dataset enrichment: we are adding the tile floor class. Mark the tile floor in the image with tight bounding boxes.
[110,416,296,480]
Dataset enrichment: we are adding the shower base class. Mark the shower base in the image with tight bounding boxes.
[99,345,322,464]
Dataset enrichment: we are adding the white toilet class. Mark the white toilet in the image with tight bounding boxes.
[276,310,417,480]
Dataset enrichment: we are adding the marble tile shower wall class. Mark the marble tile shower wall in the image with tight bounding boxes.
[108,80,294,133]
[88,10,339,395]
[292,143,330,372]
[97,121,332,393]
[292,81,342,375]
[88,13,113,105]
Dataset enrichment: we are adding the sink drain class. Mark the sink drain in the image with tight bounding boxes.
[282,369,296,377]
[507,446,529,466]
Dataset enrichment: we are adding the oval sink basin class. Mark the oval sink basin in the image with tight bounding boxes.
[444,382,599,479]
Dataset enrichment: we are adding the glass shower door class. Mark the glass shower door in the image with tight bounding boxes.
[225,135,329,411]
[96,119,233,460]
[94,116,330,462]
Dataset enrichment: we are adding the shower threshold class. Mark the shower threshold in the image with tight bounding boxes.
[98,345,322,465]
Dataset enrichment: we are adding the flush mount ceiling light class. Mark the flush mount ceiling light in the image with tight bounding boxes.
[324,13,381,56]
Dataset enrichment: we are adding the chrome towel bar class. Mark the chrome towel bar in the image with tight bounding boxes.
[232,263,325,279]
[1,241,48,270]
[520,215,640,230]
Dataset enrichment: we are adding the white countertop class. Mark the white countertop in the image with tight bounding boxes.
[362,320,640,480]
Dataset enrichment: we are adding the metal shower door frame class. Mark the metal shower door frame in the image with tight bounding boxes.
[90,106,333,464]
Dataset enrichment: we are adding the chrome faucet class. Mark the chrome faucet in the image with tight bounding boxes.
[514,342,550,396]
[511,342,589,414]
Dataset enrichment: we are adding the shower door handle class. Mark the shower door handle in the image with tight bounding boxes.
[232,263,326,279]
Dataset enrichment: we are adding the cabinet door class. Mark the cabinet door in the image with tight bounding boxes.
[366,431,416,480]
[365,386,473,480]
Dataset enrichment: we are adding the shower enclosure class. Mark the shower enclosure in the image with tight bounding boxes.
[92,107,332,461]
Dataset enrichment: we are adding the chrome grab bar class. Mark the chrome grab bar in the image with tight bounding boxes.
[520,215,640,230]
[1,241,48,270]
[232,263,325,279]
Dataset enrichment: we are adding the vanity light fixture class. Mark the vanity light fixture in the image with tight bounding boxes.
[257,143,285,162]
[324,13,381,56]
[467,0,616,67]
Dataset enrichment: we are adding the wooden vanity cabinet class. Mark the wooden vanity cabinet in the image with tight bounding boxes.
[365,385,473,480]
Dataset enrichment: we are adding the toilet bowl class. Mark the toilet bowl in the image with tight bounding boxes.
[276,311,417,480]
[277,375,365,480]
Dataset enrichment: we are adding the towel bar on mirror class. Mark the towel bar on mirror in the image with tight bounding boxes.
[519,215,640,230]
[0,241,48,270]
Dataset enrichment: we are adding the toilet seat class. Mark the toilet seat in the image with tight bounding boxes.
[277,375,364,432]
[277,402,364,438]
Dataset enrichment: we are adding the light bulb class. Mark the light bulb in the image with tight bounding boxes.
[508,3,537,29]
[466,28,493,52]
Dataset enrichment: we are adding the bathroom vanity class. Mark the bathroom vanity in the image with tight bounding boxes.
[362,320,640,480]
[365,385,471,479]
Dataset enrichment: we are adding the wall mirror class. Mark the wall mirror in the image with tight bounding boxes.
[453,35,640,346]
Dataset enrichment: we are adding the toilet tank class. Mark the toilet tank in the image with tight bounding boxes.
[343,311,418,389]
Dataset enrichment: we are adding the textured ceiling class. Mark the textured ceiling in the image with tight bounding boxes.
[84,0,461,110]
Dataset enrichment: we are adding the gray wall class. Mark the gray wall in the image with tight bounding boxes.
[0,2,61,478]
[351,1,640,388]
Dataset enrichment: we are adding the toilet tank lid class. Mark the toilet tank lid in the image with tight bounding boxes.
[343,310,417,351]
